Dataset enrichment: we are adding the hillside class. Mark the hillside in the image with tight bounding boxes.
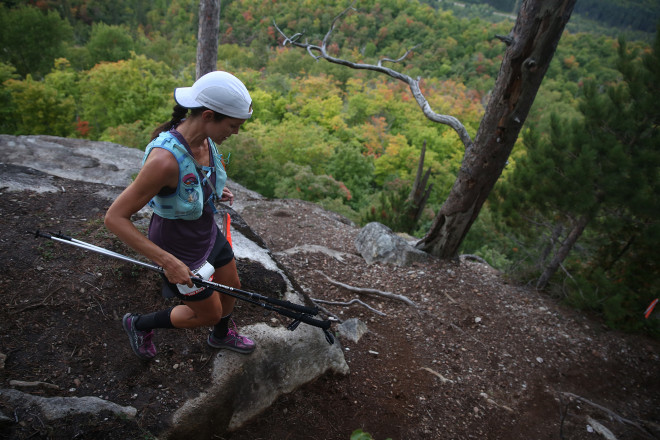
[0,163,658,439]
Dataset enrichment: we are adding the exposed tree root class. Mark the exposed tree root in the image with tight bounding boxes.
[316,270,418,308]
[310,297,386,316]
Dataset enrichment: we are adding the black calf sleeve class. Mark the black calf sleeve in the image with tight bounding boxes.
[135,307,175,331]
[212,313,232,339]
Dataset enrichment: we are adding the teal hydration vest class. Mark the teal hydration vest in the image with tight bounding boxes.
[142,131,227,220]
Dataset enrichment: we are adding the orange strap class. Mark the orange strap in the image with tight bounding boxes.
[223,213,232,247]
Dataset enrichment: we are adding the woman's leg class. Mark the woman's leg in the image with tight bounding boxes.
[206,259,255,353]
[124,258,254,358]
[169,292,223,328]
[215,258,239,314]
[168,258,239,327]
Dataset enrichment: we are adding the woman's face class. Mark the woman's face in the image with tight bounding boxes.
[209,116,246,145]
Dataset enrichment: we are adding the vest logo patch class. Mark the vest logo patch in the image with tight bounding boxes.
[183,173,198,186]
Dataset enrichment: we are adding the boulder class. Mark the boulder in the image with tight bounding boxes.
[164,323,348,439]
[355,222,431,266]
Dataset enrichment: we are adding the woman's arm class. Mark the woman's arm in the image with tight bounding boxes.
[104,149,194,286]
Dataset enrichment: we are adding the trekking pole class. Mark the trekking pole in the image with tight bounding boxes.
[42,230,321,315]
[32,230,335,344]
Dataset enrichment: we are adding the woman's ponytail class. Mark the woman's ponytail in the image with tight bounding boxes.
[150,104,189,140]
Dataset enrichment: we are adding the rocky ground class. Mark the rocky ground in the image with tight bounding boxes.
[0,168,659,440]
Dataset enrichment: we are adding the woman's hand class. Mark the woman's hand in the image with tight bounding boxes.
[220,187,234,206]
[161,255,195,287]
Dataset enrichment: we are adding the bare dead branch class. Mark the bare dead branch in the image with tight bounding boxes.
[306,45,321,61]
[316,270,417,308]
[378,45,420,67]
[310,297,387,316]
[322,2,357,51]
[273,8,474,149]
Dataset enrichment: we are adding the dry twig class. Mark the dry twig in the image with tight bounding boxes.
[420,367,454,384]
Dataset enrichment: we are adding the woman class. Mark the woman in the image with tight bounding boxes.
[105,71,255,361]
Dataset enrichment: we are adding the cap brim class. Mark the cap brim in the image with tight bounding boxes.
[174,87,203,108]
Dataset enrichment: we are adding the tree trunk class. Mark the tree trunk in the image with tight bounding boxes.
[407,141,433,226]
[539,223,563,268]
[196,0,221,79]
[536,214,590,289]
[417,0,577,258]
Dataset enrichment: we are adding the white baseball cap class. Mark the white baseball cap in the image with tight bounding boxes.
[174,71,253,119]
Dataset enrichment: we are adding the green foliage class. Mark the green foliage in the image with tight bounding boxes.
[362,179,419,234]
[273,162,351,203]
[0,4,73,78]
[4,74,76,136]
[572,0,660,34]
[79,54,176,139]
[218,43,267,71]
[326,142,375,207]
[0,62,20,133]
[220,133,274,196]
[87,23,135,65]
[100,120,153,149]
[248,117,338,175]
[350,428,392,440]
[459,205,513,270]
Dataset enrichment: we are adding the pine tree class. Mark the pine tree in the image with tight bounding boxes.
[498,29,659,331]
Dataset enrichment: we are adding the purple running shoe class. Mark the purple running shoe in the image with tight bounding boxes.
[122,313,157,360]
[207,328,255,354]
